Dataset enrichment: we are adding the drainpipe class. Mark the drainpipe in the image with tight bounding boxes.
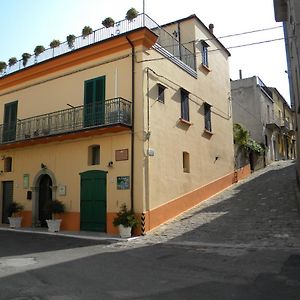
[126,36,135,212]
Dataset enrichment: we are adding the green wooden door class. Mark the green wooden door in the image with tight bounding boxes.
[80,170,107,232]
[3,101,18,142]
[2,181,13,224]
[84,76,105,127]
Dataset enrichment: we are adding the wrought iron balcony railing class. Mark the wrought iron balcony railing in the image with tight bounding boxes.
[0,14,196,77]
[0,97,131,144]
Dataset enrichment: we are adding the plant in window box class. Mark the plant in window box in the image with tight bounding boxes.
[125,8,139,21]
[113,203,138,238]
[82,26,93,38]
[102,17,115,28]
[22,53,31,67]
[66,34,76,49]
[8,57,17,67]
[0,61,7,73]
[7,201,24,228]
[46,199,65,232]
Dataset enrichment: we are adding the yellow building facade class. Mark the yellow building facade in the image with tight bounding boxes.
[269,87,296,160]
[0,14,249,235]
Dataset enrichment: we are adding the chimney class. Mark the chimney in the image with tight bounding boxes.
[209,23,214,34]
[239,69,243,79]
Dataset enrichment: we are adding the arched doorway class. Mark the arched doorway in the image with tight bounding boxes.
[38,174,52,227]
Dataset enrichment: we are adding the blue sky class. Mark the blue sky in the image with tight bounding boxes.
[1,0,289,102]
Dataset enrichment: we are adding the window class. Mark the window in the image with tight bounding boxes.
[180,89,190,122]
[183,152,190,173]
[157,84,166,103]
[204,103,212,132]
[265,135,268,148]
[201,40,209,67]
[4,157,12,172]
[88,145,100,165]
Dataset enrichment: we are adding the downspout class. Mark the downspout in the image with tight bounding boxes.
[126,36,135,211]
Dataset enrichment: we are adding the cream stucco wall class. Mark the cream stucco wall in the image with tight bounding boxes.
[139,18,234,210]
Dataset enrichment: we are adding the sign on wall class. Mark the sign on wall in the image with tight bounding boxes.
[115,149,129,161]
[117,176,130,190]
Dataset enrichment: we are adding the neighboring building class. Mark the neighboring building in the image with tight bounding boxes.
[269,87,296,160]
[231,76,277,170]
[0,14,246,235]
[273,0,300,183]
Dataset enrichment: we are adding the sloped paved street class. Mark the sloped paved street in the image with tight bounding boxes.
[1,160,300,299]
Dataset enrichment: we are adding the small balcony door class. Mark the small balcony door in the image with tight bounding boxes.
[84,76,105,127]
[3,101,18,142]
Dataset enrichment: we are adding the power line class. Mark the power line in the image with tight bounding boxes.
[210,37,285,52]
[205,25,283,41]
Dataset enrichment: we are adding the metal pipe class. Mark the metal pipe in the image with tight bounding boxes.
[126,36,135,212]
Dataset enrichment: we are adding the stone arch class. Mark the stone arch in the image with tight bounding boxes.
[31,168,57,227]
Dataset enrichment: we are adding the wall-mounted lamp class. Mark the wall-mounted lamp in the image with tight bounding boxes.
[108,161,114,168]
[41,163,47,169]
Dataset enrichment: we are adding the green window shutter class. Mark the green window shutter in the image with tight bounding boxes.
[84,76,105,127]
[3,101,18,142]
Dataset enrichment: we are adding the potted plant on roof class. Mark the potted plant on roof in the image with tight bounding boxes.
[22,53,31,67]
[34,45,45,62]
[34,45,45,57]
[8,57,17,67]
[66,34,76,49]
[113,203,138,238]
[82,26,93,38]
[7,201,24,228]
[46,199,65,232]
[126,8,139,21]
[50,39,60,49]
[0,61,7,73]
[102,17,115,28]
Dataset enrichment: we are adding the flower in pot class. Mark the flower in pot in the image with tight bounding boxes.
[7,201,24,228]
[113,203,138,238]
[126,8,139,21]
[0,61,7,73]
[8,57,17,67]
[46,199,65,232]
[22,53,31,67]
[66,34,76,49]
[34,45,45,57]
[102,17,115,28]
[82,26,93,38]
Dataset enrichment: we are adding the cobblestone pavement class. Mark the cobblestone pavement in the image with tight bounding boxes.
[110,160,300,250]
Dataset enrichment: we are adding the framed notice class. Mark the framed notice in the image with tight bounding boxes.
[115,149,129,161]
[117,176,130,190]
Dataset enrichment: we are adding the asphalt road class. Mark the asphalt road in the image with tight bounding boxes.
[0,161,299,299]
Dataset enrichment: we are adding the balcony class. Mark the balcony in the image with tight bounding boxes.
[266,116,281,130]
[0,97,131,146]
[280,119,294,133]
[0,14,196,78]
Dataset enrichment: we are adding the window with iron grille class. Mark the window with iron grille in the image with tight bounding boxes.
[157,84,166,103]
[181,89,190,122]
[88,145,100,165]
[204,103,212,132]
[201,40,209,67]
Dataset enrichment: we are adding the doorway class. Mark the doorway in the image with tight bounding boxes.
[38,174,52,227]
[80,170,107,232]
[2,181,13,224]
